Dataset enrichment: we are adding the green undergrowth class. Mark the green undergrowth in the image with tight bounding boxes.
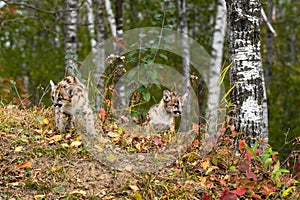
[0,105,299,199]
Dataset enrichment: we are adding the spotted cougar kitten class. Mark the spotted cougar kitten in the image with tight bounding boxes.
[146,90,189,132]
[50,76,96,136]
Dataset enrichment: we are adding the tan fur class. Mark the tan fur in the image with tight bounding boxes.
[50,76,96,136]
[146,90,189,132]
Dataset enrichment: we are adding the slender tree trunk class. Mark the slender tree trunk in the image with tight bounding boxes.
[115,0,126,109]
[86,0,97,51]
[64,0,79,76]
[206,0,226,134]
[104,0,116,37]
[95,0,106,111]
[177,0,191,131]
[227,0,267,148]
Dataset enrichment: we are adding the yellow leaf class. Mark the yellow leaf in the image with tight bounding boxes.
[14,146,23,152]
[124,165,132,172]
[132,192,142,200]
[70,190,87,195]
[61,143,69,148]
[34,195,46,200]
[50,135,62,142]
[70,141,82,147]
[282,186,296,197]
[201,161,210,170]
[43,118,49,124]
[107,154,117,163]
[76,135,82,141]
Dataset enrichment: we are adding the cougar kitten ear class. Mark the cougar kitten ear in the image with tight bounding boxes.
[50,80,56,89]
[65,86,74,97]
[163,90,171,102]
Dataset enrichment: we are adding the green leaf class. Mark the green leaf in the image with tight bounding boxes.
[142,91,151,102]
[229,166,237,172]
[159,53,168,61]
[263,158,273,169]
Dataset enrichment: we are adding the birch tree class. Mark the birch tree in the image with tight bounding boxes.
[206,0,226,134]
[85,0,97,51]
[115,0,126,109]
[226,0,268,148]
[95,0,106,110]
[177,0,191,131]
[64,0,79,76]
[105,0,116,37]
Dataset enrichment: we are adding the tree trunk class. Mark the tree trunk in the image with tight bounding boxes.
[105,0,116,37]
[115,0,126,109]
[227,0,267,148]
[206,0,226,134]
[95,0,106,111]
[64,0,79,76]
[177,0,191,131]
[86,0,97,51]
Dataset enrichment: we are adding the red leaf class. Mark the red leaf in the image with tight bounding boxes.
[294,154,300,172]
[16,161,33,169]
[230,188,246,196]
[220,190,237,200]
[272,154,277,162]
[99,108,106,116]
[245,151,252,163]
[246,172,258,181]
[260,184,277,195]
[203,192,211,200]
[238,160,250,172]
[239,139,245,152]
[219,179,227,187]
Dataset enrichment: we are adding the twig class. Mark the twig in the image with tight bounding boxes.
[261,8,277,37]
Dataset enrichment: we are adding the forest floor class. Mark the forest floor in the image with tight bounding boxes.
[0,105,299,200]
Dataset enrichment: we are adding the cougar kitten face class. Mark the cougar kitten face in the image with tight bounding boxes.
[50,76,96,136]
[146,89,189,131]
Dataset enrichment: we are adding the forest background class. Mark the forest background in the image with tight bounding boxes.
[0,0,299,159]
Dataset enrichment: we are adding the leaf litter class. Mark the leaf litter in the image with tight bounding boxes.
[0,105,299,199]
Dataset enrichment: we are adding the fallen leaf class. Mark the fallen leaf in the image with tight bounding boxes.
[107,132,120,138]
[43,118,49,124]
[246,172,257,181]
[201,160,210,170]
[50,134,62,142]
[129,184,139,192]
[124,165,132,172]
[14,146,23,152]
[70,190,87,195]
[76,135,82,141]
[16,161,33,169]
[220,190,237,200]
[230,188,246,196]
[61,143,69,148]
[239,139,245,152]
[34,195,46,200]
[202,192,211,200]
[70,141,82,147]
[132,192,142,200]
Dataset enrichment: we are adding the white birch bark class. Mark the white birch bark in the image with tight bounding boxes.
[227,0,267,148]
[85,0,97,51]
[177,0,191,131]
[115,0,126,109]
[104,0,116,37]
[206,0,226,134]
[95,0,106,111]
[64,0,79,76]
